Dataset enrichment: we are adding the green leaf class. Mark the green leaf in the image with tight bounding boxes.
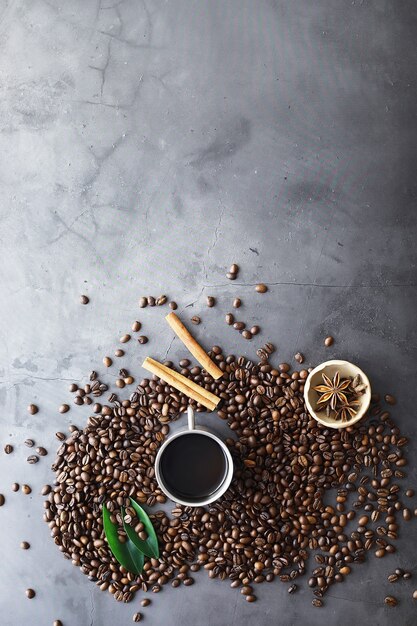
[128,497,160,559]
[102,504,145,574]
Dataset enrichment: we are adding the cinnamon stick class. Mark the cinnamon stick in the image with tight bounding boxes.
[165,312,223,380]
[142,357,220,411]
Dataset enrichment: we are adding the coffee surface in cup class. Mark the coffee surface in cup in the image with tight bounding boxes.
[159,433,227,502]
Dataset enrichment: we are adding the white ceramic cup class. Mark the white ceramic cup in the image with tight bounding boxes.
[155,406,234,507]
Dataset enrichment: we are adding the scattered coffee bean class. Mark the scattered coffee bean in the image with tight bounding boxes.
[403,508,412,521]
[131,321,142,332]
[115,379,125,389]
[405,489,414,497]
[4,444,13,454]
[250,325,260,335]
[139,297,147,308]
[41,485,51,495]
[229,263,239,274]
[324,335,334,346]
[233,298,241,308]
[183,578,194,586]
[288,584,297,594]
[206,296,215,307]
[312,599,323,607]
[69,384,78,392]
[294,352,304,364]
[114,349,125,357]
[55,432,65,441]
[24,439,35,447]
[74,396,83,405]
[93,403,102,413]
[157,295,167,306]
[388,574,399,583]
[403,572,412,580]
[384,596,398,607]
[255,283,267,293]
[120,334,131,343]
[147,296,156,306]
[385,394,396,405]
[233,322,245,331]
[242,330,252,340]
[413,590,417,599]
[141,598,151,607]
[191,316,201,325]
[264,342,275,354]
[25,589,35,599]
[0,494,5,506]
[225,313,234,325]
[53,621,63,626]
[138,336,148,344]
[36,447,47,456]
[246,595,256,603]
[169,301,177,310]
[59,404,70,414]
[132,613,142,622]
[22,484,32,495]
[27,404,38,415]
[103,356,112,367]
[20,541,30,550]
[27,455,39,464]
[12,483,19,492]
[124,376,134,385]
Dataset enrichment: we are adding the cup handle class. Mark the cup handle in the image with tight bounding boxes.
[187,405,195,431]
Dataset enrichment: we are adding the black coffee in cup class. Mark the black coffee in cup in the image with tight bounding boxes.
[159,433,227,502]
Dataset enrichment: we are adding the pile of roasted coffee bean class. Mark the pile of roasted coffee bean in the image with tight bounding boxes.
[43,346,416,612]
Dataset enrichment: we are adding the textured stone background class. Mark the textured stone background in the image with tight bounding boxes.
[0,1,416,625]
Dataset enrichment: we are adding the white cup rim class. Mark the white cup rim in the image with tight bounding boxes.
[155,423,234,507]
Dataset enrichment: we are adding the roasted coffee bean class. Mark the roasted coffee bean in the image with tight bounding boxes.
[294,352,304,364]
[36,447,47,456]
[27,455,39,464]
[242,330,252,340]
[22,484,31,495]
[59,404,70,414]
[27,404,38,415]
[24,439,35,447]
[69,383,78,392]
[80,294,89,305]
[120,334,131,343]
[20,541,30,550]
[250,325,260,335]
[157,295,167,306]
[0,494,5,506]
[132,613,142,622]
[41,485,51,495]
[233,298,241,308]
[4,444,13,454]
[255,283,267,293]
[11,483,19,492]
[131,321,142,332]
[103,356,112,367]
[288,584,297,594]
[225,313,234,325]
[191,316,201,325]
[53,621,63,626]
[312,598,323,607]
[388,574,399,583]
[227,272,236,280]
[324,335,334,346]
[229,263,239,274]
[139,297,147,308]
[403,572,412,580]
[147,296,156,306]
[233,321,245,331]
[138,336,148,344]
[403,508,412,521]
[413,590,417,599]
[405,489,414,497]
[26,589,35,599]
[206,296,215,307]
[55,432,65,441]
[169,301,177,310]
[384,596,398,607]
[140,598,150,607]
[115,379,125,389]
[114,349,125,357]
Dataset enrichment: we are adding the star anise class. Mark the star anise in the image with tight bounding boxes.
[314,372,350,411]
[334,399,361,422]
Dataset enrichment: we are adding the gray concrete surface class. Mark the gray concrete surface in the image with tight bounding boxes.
[0,0,416,624]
